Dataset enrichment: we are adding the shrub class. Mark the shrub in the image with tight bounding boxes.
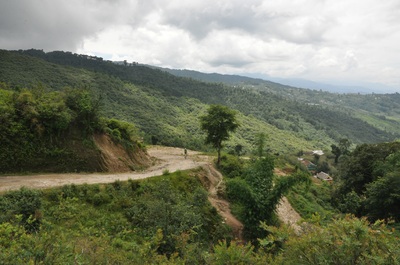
[112,179,123,191]
[225,178,253,204]
[273,216,400,264]
[61,184,79,198]
[207,240,263,264]
[128,178,140,191]
[219,154,244,178]
[92,192,111,206]
[1,188,42,231]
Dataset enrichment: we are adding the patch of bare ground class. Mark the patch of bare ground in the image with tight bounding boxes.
[276,197,302,234]
[94,134,151,172]
[274,169,303,234]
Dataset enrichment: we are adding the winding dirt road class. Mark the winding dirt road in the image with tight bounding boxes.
[0,146,245,239]
[0,146,300,237]
[0,146,208,193]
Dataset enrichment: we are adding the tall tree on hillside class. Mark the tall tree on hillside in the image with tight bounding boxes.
[339,138,351,155]
[200,105,239,166]
[331,144,341,164]
[331,138,351,164]
[255,132,267,158]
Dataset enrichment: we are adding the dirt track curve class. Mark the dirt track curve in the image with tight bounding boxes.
[0,146,298,237]
[0,146,208,193]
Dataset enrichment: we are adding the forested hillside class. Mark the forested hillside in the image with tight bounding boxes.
[1,49,399,157]
[0,83,147,173]
[1,48,400,263]
[163,67,400,137]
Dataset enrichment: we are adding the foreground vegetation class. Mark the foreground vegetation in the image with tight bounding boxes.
[1,167,399,264]
[0,170,228,263]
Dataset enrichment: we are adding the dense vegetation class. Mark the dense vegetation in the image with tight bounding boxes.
[222,154,310,240]
[1,167,399,264]
[1,49,399,157]
[1,49,400,263]
[0,83,142,173]
[333,141,400,222]
[163,67,400,137]
[0,171,228,263]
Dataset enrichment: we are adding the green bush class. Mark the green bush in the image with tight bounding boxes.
[61,184,79,198]
[219,154,244,178]
[112,179,123,191]
[207,240,259,264]
[0,188,42,231]
[226,178,253,204]
[92,192,112,207]
[273,216,400,264]
[128,179,140,191]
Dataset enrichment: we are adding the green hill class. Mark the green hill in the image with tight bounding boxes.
[1,49,400,262]
[1,49,398,159]
[0,82,148,173]
[162,67,400,137]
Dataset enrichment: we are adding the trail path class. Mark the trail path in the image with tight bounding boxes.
[0,146,207,193]
[199,164,244,240]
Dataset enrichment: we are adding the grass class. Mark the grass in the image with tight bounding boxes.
[286,179,337,223]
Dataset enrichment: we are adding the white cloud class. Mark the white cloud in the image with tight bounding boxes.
[1,0,400,89]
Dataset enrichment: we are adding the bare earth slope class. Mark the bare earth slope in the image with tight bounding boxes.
[274,169,302,233]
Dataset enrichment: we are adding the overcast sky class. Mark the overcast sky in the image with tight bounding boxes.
[1,0,400,90]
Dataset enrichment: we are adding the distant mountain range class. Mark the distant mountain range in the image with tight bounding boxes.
[1,49,399,156]
[157,67,399,94]
[264,77,399,94]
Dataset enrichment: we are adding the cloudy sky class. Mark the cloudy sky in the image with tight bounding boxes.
[1,0,400,91]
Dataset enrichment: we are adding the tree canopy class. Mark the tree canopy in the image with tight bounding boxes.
[200,104,239,166]
[334,141,400,222]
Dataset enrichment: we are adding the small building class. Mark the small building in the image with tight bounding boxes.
[315,171,333,182]
[312,150,324,156]
[301,160,317,172]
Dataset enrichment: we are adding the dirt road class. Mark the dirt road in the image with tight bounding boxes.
[0,146,208,193]
[0,146,299,237]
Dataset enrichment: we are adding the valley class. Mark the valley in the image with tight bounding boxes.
[0,49,399,263]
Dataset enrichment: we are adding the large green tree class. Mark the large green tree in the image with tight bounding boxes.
[200,105,239,166]
[331,138,351,164]
[333,142,400,220]
[225,156,310,240]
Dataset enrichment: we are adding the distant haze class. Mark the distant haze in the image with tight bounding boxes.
[250,76,400,94]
